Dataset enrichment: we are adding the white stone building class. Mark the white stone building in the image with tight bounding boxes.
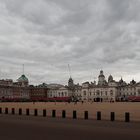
[47,84,69,98]
[67,70,140,102]
[42,70,140,102]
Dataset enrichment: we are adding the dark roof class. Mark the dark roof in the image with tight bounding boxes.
[17,74,28,82]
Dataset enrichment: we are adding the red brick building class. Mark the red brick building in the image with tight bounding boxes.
[29,86,48,100]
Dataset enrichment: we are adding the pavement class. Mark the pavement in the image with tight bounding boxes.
[0,114,140,140]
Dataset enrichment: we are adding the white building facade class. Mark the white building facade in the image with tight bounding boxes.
[60,70,140,102]
[39,70,140,102]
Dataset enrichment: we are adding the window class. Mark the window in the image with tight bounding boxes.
[96,90,100,96]
[110,90,113,96]
[138,89,140,95]
[101,91,102,96]
[61,92,64,97]
[83,91,86,96]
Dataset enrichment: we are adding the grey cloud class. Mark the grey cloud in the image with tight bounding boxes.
[0,0,140,84]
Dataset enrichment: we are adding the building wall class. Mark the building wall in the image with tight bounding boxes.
[0,86,12,99]
[29,87,48,98]
[12,87,30,99]
[47,87,69,98]
[1,71,140,102]
[81,86,117,102]
[0,85,30,99]
[116,83,140,100]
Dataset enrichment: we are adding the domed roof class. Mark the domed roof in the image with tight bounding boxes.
[108,75,113,78]
[100,70,103,73]
[119,78,123,83]
[17,74,28,82]
[108,75,113,82]
[130,79,136,85]
[68,77,73,82]
[98,70,105,78]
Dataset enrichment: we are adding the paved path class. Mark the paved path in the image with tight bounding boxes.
[0,115,140,140]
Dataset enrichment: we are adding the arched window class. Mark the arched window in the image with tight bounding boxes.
[83,91,86,95]
[110,90,113,96]
[101,91,102,96]
[96,90,100,96]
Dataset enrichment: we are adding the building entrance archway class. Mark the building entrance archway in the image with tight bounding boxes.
[94,97,103,102]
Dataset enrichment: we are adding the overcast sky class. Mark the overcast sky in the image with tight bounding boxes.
[0,0,140,85]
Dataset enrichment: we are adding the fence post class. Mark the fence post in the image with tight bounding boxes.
[62,110,66,118]
[26,108,30,116]
[43,109,46,117]
[97,111,101,120]
[0,108,2,114]
[110,112,115,121]
[73,110,77,119]
[52,110,56,118]
[125,112,130,122]
[11,108,15,115]
[5,108,8,114]
[19,108,22,115]
[34,109,38,116]
[84,111,88,120]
